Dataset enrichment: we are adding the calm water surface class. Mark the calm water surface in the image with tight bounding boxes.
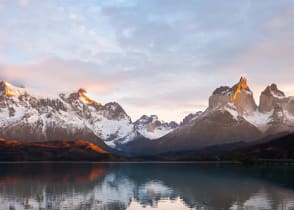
[0,163,293,210]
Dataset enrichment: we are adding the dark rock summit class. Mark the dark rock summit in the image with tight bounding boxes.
[259,83,286,113]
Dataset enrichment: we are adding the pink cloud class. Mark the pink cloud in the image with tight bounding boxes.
[0,59,114,96]
[19,0,30,7]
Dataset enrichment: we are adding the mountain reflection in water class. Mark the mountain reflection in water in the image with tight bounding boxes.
[0,163,293,210]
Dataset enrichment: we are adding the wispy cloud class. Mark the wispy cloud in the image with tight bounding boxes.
[0,0,293,121]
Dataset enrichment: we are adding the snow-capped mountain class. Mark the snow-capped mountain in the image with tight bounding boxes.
[0,77,293,154]
[134,115,178,140]
[0,81,179,150]
[0,81,134,148]
[187,77,294,136]
[127,77,294,154]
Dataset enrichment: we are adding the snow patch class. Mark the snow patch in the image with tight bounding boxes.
[138,127,174,140]
[224,103,239,120]
[244,111,272,132]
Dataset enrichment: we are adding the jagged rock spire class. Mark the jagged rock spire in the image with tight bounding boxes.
[232,76,250,101]
[209,76,257,114]
[231,76,257,114]
[262,83,285,98]
[259,83,286,113]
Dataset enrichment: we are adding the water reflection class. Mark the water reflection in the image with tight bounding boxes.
[0,163,294,210]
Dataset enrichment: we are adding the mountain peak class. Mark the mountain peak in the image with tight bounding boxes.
[259,83,286,113]
[209,76,256,114]
[262,83,285,98]
[0,81,26,96]
[232,76,250,101]
[134,115,178,140]
[78,88,99,105]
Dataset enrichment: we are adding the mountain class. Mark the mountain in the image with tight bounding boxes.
[126,77,294,154]
[0,81,134,149]
[209,77,257,114]
[134,115,178,140]
[0,77,293,158]
[0,81,180,152]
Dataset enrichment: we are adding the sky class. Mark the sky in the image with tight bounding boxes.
[0,0,294,122]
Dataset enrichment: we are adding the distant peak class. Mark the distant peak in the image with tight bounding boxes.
[0,80,26,96]
[212,76,249,97]
[262,83,285,98]
[138,115,159,122]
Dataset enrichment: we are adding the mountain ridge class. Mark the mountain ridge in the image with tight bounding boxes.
[125,76,294,154]
[0,77,293,156]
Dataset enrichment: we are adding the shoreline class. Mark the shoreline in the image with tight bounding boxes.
[0,160,293,165]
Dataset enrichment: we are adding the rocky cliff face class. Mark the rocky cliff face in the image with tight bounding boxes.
[259,84,286,113]
[231,77,257,114]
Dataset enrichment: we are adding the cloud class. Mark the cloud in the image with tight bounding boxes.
[0,59,114,96]
[221,5,294,98]
[0,0,294,121]
[19,0,29,7]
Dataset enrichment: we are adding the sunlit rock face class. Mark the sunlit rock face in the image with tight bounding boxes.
[0,81,26,97]
[209,77,257,114]
[231,77,257,114]
[232,77,249,101]
[78,88,100,106]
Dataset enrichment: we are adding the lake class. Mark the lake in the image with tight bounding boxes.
[0,163,293,210]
